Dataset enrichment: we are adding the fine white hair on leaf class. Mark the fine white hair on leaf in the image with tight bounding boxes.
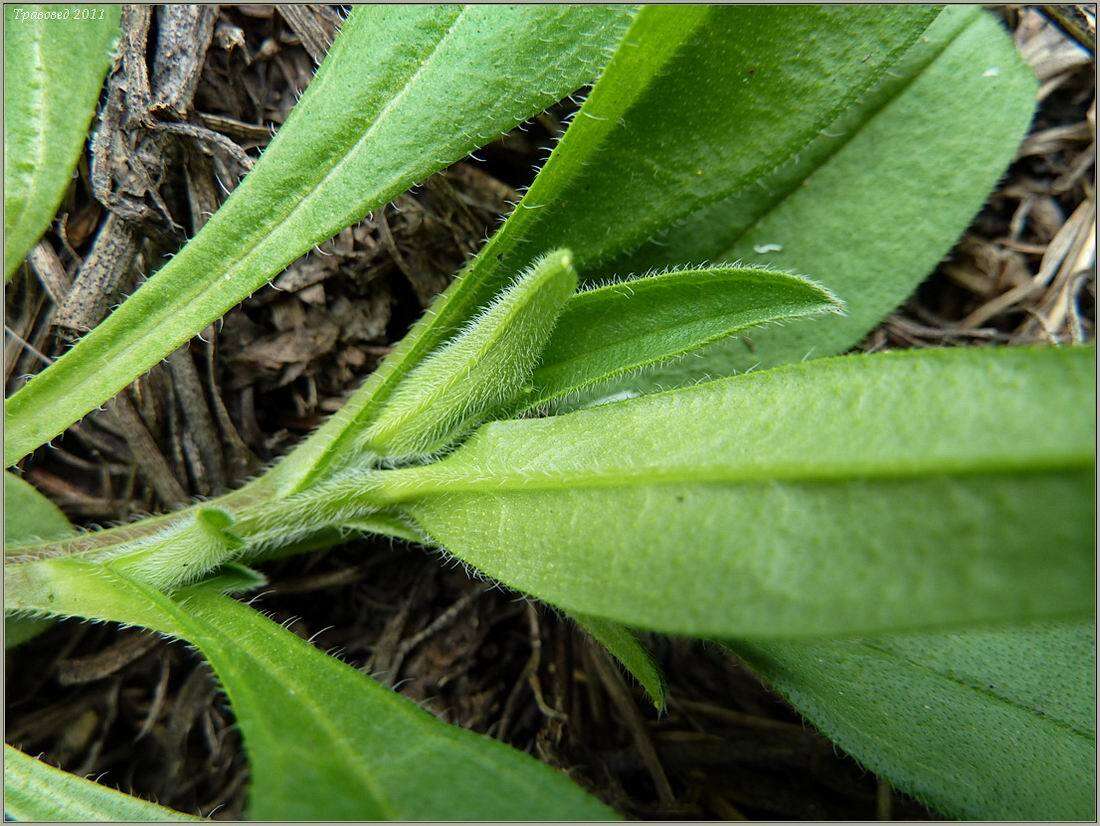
[105,507,246,592]
[359,248,578,462]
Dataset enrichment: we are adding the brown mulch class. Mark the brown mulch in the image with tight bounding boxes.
[5,5,1095,821]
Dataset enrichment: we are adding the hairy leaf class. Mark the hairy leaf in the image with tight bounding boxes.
[363,249,577,460]
[475,4,940,284]
[6,562,618,820]
[262,3,936,492]
[521,266,841,410]
[4,744,200,821]
[572,612,665,710]
[729,621,1097,820]
[109,507,244,591]
[4,5,632,467]
[4,4,120,280]
[369,345,1094,637]
[608,6,1038,393]
[5,471,74,647]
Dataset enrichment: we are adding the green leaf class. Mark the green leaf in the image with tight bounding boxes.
[477,4,940,282]
[7,561,618,820]
[521,266,841,410]
[259,2,938,494]
[109,507,245,591]
[5,470,74,547]
[3,5,120,280]
[369,345,1094,638]
[342,514,423,544]
[3,5,632,467]
[606,6,1038,393]
[193,561,267,595]
[4,615,50,648]
[572,612,665,710]
[362,249,577,461]
[4,744,200,821]
[5,470,74,647]
[728,621,1097,820]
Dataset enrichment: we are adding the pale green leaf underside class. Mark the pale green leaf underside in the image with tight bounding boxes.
[369,345,1094,638]
[572,612,666,710]
[603,6,1039,396]
[4,4,632,467]
[3,4,120,280]
[4,744,200,821]
[522,266,841,410]
[729,621,1096,820]
[260,3,938,494]
[6,563,618,820]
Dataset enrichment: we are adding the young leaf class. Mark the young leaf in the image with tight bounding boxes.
[4,4,121,280]
[368,345,1094,638]
[520,266,841,410]
[361,249,577,461]
[572,612,666,711]
[7,561,619,821]
[604,5,1039,394]
[108,507,244,591]
[4,744,201,821]
[259,3,938,493]
[3,5,632,467]
[728,621,1096,820]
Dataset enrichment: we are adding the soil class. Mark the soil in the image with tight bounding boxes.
[5,5,1095,821]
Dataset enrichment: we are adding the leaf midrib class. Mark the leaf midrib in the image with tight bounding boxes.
[588,9,938,274]
[4,8,471,464]
[381,454,1091,502]
[114,573,399,819]
[861,639,1095,741]
[112,8,470,381]
[271,6,916,489]
[713,8,976,260]
[48,568,603,820]
[535,303,828,385]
